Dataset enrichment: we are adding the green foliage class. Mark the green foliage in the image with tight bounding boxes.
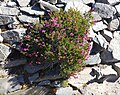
[21,8,93,77]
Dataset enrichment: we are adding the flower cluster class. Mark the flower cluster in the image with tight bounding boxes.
[21,8,93,77]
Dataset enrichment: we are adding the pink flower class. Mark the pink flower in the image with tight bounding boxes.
[78,59,82,64]
[70,32,74,37]
[41,30,45,33]
[25,35,30,39]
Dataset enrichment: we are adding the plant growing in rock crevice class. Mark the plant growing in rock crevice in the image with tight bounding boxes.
[20,8,93,77]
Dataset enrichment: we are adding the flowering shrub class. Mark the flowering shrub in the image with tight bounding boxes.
[21,8,93,77]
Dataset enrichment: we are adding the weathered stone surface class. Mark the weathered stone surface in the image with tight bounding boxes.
[108,18,119,31]
[91,12,102,21]
[18,15,39,23]
[92,21,107,31]
[56,87,73,95]
[16,0,31,7]
[1,28,27,44]
[7,1,17,7]
[101,30,112,42]
[88,27,96,38]
[39,0,60,12]
[85,53,101,65]
[0,69,9,78]
[94,3,116,18]
[103,29,113,39]
[25,86,50,95]
[0,44,11,61]
[109,31,120,60]
[0,6,19,15]
[49,0,57,4]
[38,80,51,86]
[81,0,95,4]
[0,76,22,94]
[0,15,14,26]
[65,1,91,14]
[20,7,44,16]
[115,4,120,15]
[93,33,109,49]
[0,35,3,42]
[107,0,120,5]
[4,59,27,68]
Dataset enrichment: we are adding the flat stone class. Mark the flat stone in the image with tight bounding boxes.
[109,31,120,60]
[7,1,17,7]
[56,87,73,95]
[0,44,11,61]
[38,80,51,86]
[18,15,39,23]
[20,7,44,16]
[85,53,101,65]
[94,3,116,18]
[88,27,96,38]
[115,4,120,16]
[16,0,31,7]
[0,6,19,15]
[49,0,57,4]
[81,0,95,4]
[0,69,9,78]
[0,76,22,94]
[65,1,91,14]
[4,59,27,68]
[0,15,14,26]
[107,0,120,5]
[1,28,27,44]
[103,30,113,39]
[39,0,60,12]
[108,18,119,31]
[92,21,107,31]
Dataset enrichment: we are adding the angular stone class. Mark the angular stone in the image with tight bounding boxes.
[7,1,17,7]
[0,76,22,94]
[0,6,19,15]
[0,15,14,26]
[49,0,57,4]
[107,0,120,5]
[56,87,73,95]
[39,0,60,12]
[94,3,116,18]
[0,44,11,61]
[16,0,31,7]
[0,69,9,78]
[85,53,101,65]
[93,33,109,49]
[108,18,119,31]
[0,35,3,42]
[38,80,51,86]
[88,27,96,38]
[115,4,120,16]
[92,21,107,31]
[109,31,120,60]
[4,58,27,68]
[81,0,95,4]
[103,30,113,39]
[18,15,39,23]
[20,7,44,16]
[91,12,102,21]
[65,1,91,14]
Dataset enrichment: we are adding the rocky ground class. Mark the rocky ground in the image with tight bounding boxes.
[0,0,120,95]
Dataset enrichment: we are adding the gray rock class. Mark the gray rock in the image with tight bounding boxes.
[4,59,27,68]
[107,0,120,5]
[94,3,116,18]
[0,76,22,94]
[108,18,119,31]
[25,86,50,95]
[115,4,120,16]
[0,15,14,26]
[0,69,9,78]
[18,15,39,23]
[51,80,61,87]
[1,28,27,44]
[38,80,51,86]
[0,44,11,61]
[39,0,60,12]
[7,1,17,7]
[0,6,19,15]
[17,75,24,83]
[109,31,120,60]
[103,29,113,39]
[49,0,57,4]
[28,73,39,83]
[92,21,107,31]
[81,0,95,4]
[65,1,91,14]
[56,87,73,95]
[85,53,101,65]
[93,33,109,49]
[91,12,102,22]
[16,0,31,7]
[20,7,44,16]
[0,35,3,42]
